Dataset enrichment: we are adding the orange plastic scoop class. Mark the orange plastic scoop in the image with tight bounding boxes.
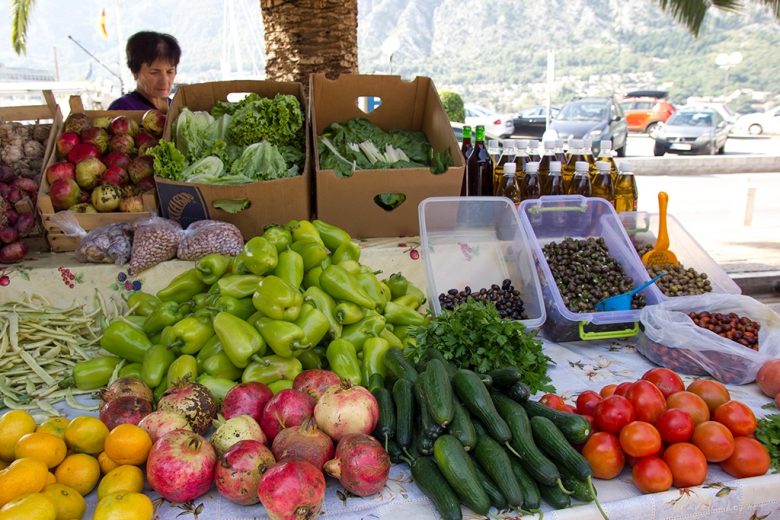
[642,191,679,267]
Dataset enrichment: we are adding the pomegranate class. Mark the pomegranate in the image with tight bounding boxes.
[134,175,156,192]
[324,433,390,496]
[257,459,325,520]
[142,109,166,137]
[134,132,159,155]
[45,161,75,185]
[92,116,112,129]
[91,183,124,212]
[110,115,138,136]
[63,112,92,134]
[75,157,106,190]
[147,429,216,502]
[157,381,218,435]
[293,369,340,403]
[127,155,154,184]
[56,132,80,157]
[211,415,267,455]
[80,127,109,154]
[49,178,81,210]
[222,382,274,424]
[119,195,145,213]
[102,151,131,170]
[271,417,334,470]
[100,376,154,407]
[67,142,100,164]
[314,380,379,441]
[138,409,192,443]
[260,389,314,442]
[99,395,153,430]
[101,166,129,186]
[215,439,275,505]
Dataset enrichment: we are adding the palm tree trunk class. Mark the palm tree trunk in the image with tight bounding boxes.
[260,0,358,86]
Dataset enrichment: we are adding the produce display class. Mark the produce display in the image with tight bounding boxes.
[0,164,40,263]
[688,311,760,351]
[635,243,713,296]
[0,120,50,180]
[437,279,527,320]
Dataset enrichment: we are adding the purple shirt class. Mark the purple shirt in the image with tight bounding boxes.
[108,91,170,111]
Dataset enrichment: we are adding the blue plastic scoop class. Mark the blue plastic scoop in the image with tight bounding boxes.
[595,272,666,312]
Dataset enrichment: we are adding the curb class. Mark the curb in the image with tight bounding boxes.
[622,155,780,176]
[730,271,780,297]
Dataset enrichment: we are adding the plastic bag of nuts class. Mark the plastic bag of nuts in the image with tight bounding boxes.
[129,216,183,275]
[48,211,134,264]
[177,220,244,261]
[638,293,780,384]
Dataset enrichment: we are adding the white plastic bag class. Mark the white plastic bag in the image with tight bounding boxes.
[129,216,182,274]
[639,293,780,384]
[49,211,133,264]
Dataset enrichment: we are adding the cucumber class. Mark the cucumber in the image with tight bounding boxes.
[392,378,414,449]
[488,367,523,388]
[539,481,571,510]
[409,456,463,520]
[422,359,454,427]
[367,372,385,392]
[418,348,457,377]
[530,415,592,481]
[383,348,418,382]
[448,398,477,451]
[414,376,444,439]
[412,414,434,456]
[473,435,525,507]
[510,460,541,511]
[386,438,405,464]
[561,472,596,503]
[451,369,511,443]
[371,386,395,445]
[433,435,491,516]
[523,399,592,445]
[504,381,531,403]
[491,391,561,487]
[472,458,508,510]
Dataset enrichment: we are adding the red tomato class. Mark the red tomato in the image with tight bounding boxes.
[577,390,602,416]
[619,421,662,458]
[632,456,673,494]
[561,404,577,414]
[692,420,735,462]
[666,391,710,425]
[642,368,685,398]
[540,393,567,411]
[655,409,695,444]
[663,442,708,488]
[687,379,731,413]
[713,400,757,437]
[595,395,635,435]
[625,444,665,467]
[626,380,667,424]
[582,414,596,432]
[600,384,618,398]
[721,436,771,478]
[582,431,625,480]
[614,382,633,397]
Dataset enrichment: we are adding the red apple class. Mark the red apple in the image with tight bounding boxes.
[49,178,82,210]
[142,109,166,137]
[45,162,75,185]
[102,151,131,170]
[109,133,136,155]
[67,142,100,164]
[101,166,129,186]
[75,157,106,190]
[128,155,154,184]
[110,115,139,136]
[56,132,80,157]
[80,127,110,154]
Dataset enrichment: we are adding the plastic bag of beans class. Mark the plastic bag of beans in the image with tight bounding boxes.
[49,211,133,264]
[638,293,780,385]
[129,216,183,275]
[177,220,244,261]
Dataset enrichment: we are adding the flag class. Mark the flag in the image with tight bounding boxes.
[99,9,108,39]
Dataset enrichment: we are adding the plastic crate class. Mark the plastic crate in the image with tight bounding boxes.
[518,195,665,342]
[418,196,546,331]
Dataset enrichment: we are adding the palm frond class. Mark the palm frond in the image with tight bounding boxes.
[11,0,35,55]
[657,0,780,36]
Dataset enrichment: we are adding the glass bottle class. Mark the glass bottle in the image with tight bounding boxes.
[562,139,587,189]
[614,160,639,212]
[597,139,619,184]
[567,160,592,196]
[514,139,530,179]
[591,161,615,206]
[545,161,566,196]
[520,161,542,202]
[466,125,494,196]
[496,162,521,205]
[527,139,541,163]
[459,125,474,196]
[494,139,515,195]
[537,141,556,191]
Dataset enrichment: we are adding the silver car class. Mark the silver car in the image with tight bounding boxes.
[653,109,731,156]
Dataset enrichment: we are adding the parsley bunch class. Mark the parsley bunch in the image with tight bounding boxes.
[408,299,554,393]
[756,413,780,472]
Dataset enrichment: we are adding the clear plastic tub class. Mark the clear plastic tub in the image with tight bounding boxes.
[418,196,546,331]
[518,195,665,342]
[619,211,741,298]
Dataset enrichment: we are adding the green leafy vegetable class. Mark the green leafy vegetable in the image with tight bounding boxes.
[175,108,217,162]
[756,413,780,472]
[180,156,224,182]
[229,141,294,181]
[213,199,250,213]
[227,93,304,147]
[407,299,554,393]
[147,139,187,181]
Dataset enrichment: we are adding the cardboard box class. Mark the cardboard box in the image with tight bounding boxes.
[310,74,464,238]
[156,80,312,239]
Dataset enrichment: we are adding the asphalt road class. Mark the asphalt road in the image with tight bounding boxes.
[626,133,780,157]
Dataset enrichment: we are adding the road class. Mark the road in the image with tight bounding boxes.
[626,133,780,157]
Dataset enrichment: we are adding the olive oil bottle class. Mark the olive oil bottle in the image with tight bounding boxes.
[493,140,516,195]
[527,139,541,163]
[591,161,615,206]
[496,162,521,205]
[537,141,556,192]
[520,161,542,202]
[614,160,638,212]
[545,161,566,196]
[597,139,619,184]
[567,161,592,196]
[563,139,587,189]
[514,139,530,177]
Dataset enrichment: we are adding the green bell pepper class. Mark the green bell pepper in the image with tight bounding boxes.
[154,381,167,401]
[196,253,231,285]
[254,317,311,358]
[361,337,391,386]
[383,300,426,326]
[404,283,427,307]
[336,259,361,275]
[390,324,412,341]
[100,321,153,363]
[214,311,266,368]
[252,275,303,322]
[274,248,304,290]
[331,240,361,264]
[196,336,223,365]
[290,240,330,271]
[378,281,392,302]
[239,236,278,276]
[127,291,160,317]
[340,311,386,352]
[157,268,208,303]
[268,379,294,394]
[356,269,387,311]
[201,351,243,380]
[287,219,324,246]
[119,362,143,379]
[392,294,423,309]
[326,339,362,385]
[302,264,324,290]
[312,219,351,252]
[294,303,330,347]
[192,293,212,310]
[143,301,190,336]
[167,315,215,355]
[141,343,176,389]
[385,273,409,300]
[166,354,198,386]
[320,264,375,310]
[230,254,250,275]
[217,274,263,299]
[213,296,256,320]
[297,349,323,370]
[70,356,121,390]
[303,286,341,339]
[196,374,237,403]
[123,315,147,330]
[379,327,403,349]
[335,301,365,325]
[263,224,293,254]
[241,354,303,385]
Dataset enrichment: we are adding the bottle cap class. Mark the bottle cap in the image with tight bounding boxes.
[550,161,562,173]
[488,139,499,149]
[528,139,539,147]
[574,161,589,173]
[503,139,515,150]
[596,161,611,172]
[583,138,593,149]
[620,160,633,173]
[543,141,555,150]
[503,162,517,175]
[571,138,584,149]
[525,161,540,174]
[600,140,612,150]
[516,139,528,149]
[555,139,564,149]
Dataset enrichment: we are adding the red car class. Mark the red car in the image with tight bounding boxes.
[620,90,676,137]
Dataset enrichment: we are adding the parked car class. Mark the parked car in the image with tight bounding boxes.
[464,104,515,138]
[653,108,730,156]
[512,105,560,139]
[549,97,629,156]
[732,106,780,135]
[684,101,739,125]
[620,90,676,137]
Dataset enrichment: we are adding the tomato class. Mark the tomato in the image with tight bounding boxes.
[614,382,633,397]
[576,390,602,417]
[626,380,667,424]
[600,384,618,398]
[625,444,665,468]
[663,442,708,488]
[642,368,685,398]
[721,436,771,478]
[692,420,735,462]
[632,456,673,494]
[619,421,662,458]
[687,379,731,413]
[582,431,625,480]
[539,393,567,411]
[666,391,710,425]
[561,404,577,414]
[595,395,635,435]
[713,400,757,437]
[655,409,695,444]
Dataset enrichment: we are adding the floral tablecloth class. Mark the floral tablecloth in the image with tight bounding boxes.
[1,238,779,520]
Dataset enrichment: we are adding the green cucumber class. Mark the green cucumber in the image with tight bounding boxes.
[412,414,434,456]
[539,481,571,509]
[449,398,477,451]
[383,348,418,382]
[433,435,491,516]
[522,399,592,444]
[472,459,508,510]
[510,460,541,511]
[367,372,385,392]
[561,472,596,503]
[473,435,525,507]
[530,415,592,481]
[418,348,457,377]
[386,438,405,464]
[409,456,463,520]
[371,386,395,445]
[414,376,444,439]
[488,367,524,388]
[451,369,510,443]
[504,381,531,403]
[392,378,414,449]
[422,359,454,427]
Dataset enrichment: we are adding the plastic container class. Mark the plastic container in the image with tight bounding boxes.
[518,195,665,342]
[418,196,546,331]
[619,211,741,298]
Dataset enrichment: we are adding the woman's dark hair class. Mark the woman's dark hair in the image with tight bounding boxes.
[126,31,181,73]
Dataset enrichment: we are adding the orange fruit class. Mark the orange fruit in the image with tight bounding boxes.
[53,454,100,496]
[103,424,152,466]
[45,473,56,485]
[40,483,86,520]
[13,432,67,469]
[0,492,57,520]
[0,411,36,462]
[35,418,69,440]
[64,416,108,455]
[98,451,119,474]
[93,491,153,520]
[0,458,50,508]
[97,465,145,499]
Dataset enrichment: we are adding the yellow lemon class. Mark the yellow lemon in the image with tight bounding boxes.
[0,411,36,462]
[64,416,108,455]
[14,432,67,469]
[53,454,100,496]
[97,451,119,474]
[0,458,49,508]
[97,465,144,499]
[36,417,69,440]
[41,483,86,520]
[93,492,153,520]
[0,492,57,520]
[103,424,152,466]
[45,472,56,485]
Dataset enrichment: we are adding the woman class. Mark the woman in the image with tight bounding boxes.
[109,31,180,112]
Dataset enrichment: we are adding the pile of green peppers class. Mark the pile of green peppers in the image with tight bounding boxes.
[71,219,429,402]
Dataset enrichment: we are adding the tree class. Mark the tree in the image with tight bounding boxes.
[656,0,780,36]
[439,90,465,122]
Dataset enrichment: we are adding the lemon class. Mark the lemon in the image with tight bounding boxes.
[0,411,36,462]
